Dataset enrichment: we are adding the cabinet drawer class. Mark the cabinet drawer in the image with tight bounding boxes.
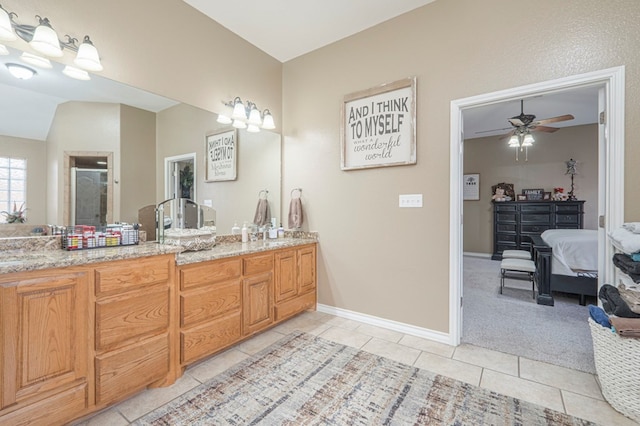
[181,280,241,327]
[243,253,274,275]
[520,204,551,213]
[556,214,579,224]
[95,257,171,296]
[275,291,316,322]
[496,233,516,243]
[556,203,581,213]
[521,213,551,223]
[96,333,169,405]
[180,258,241,291]
[496,223,516,233]
[181,312,242,365]
[497,213,517,222]
[96,287,169,351]
[520,224,550,234]
[494,204,516,212]
[0,382,88,426]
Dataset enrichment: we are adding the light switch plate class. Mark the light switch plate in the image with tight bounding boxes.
[399,194,423,208]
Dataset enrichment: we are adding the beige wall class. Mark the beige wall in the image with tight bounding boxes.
[0,135,47,224]
[463,124,599,255]
[156,104,281,233]
[47,102,120,225]
[282,0,640,332]
[120,105,156,223]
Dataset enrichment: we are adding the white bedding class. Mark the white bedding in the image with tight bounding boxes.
[540,229,598,275]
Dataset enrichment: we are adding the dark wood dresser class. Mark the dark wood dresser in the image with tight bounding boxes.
[491,200,585,260]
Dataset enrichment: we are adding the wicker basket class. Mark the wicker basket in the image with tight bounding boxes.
[588,317,640,422]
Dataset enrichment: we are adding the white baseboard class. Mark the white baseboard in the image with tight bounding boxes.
[317,304,452,345]
[463,251,492,259]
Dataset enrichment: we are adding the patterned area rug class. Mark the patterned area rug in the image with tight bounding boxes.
[133,332,596,425]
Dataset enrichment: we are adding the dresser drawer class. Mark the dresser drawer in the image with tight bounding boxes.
[494,204,517,212]
[497,223,516,233]
[497,213,517,222]
[556,214,580,224]
[520,204,552,213]
[556,203,582,213]
[521,213,551,224]
[521,224,550,234]
[496,233,516,243]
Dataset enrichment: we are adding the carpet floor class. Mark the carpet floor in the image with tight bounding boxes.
[461,255,595,373]
[133,332,597,425]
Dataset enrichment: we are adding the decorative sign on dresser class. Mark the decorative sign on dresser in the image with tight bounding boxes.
[491,200,585,260]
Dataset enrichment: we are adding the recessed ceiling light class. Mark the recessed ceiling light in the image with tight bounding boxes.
[6,63,36,80]
[20,52,52,69]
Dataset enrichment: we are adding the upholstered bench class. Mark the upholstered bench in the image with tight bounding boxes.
[502,249,532,260]
[500,258,536,298]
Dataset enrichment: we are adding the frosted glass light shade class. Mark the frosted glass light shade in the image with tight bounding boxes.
[508,135,519,147]
[232,119,246,129]
[0,7,16,41]
[248,107,262,126]
[30,20,63,57]
[232,99,246,120]
[74,37,103,71]
[7,63,36,80]
[0,44,8,55]
[247,124,260,133]
[216,114,232,124]
[20,52,52,69]
[261,110,275,129]
[62,65,90,80]
[522,133,534,147]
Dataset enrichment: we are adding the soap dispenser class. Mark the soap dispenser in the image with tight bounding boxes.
[231,222,240,235]
[241,222,248,243]
[278,223,284,238]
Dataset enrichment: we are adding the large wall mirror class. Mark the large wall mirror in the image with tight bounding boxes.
[0,45,281,236]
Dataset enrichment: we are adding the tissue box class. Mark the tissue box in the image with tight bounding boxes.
[163,228,216,251]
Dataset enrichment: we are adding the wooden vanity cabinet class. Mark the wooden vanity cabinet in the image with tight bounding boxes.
[274,244,317,322]
[0,268,91,426]
[242,253,274,336]
[93,255,174,406]
[179,258,242,365]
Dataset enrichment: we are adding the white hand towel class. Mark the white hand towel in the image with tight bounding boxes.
[253,198,271,226]
[288,197,303,229]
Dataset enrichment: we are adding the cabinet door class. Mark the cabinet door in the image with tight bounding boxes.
[298,245,317,295]
[1,270,89,411]
[274,249,297,303]
[242,272,273,335]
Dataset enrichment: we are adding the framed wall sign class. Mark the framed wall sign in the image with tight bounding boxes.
[341,77,417,170]
[522,188,544,201]
[463,173,480,200]
[205,129,237,182]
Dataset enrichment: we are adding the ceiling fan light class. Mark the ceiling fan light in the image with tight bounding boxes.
[74,36,103,71]
[0,43,8,55]
[261,110,275,129]
[232,119,246,129]
[0,6,16,41]
[62,65,90,81]
[508,135,520,147]
[522,133,534,147]
[216,114,232,124]
[6,63,36,80]
[20,52,52,69]
[30,17,63,57]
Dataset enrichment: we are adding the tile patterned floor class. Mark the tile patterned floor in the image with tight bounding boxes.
[76,311,638,426]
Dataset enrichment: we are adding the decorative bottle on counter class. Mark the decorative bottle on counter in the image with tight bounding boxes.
[241,222,248,243]
[278,224,284,238]
[232,222,240,235]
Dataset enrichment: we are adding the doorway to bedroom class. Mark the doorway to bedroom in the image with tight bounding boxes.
[449,67,625,372]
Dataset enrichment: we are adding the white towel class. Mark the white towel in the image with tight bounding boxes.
[288,197,303,229]
[253,198,271,226]
[609,227,640,255]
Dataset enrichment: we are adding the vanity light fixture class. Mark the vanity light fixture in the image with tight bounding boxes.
[20,51,52,69]
[6,62,36,80]
[62,64,90,80]
[0,4,103,72]
[217,96,276,132]
[0,43,7,55]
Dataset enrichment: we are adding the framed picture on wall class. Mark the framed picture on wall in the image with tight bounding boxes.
[205,129,237,182]
[463,173,480,200]
[522,188,544,201]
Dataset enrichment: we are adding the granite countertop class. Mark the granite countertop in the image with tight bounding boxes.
[176,237,318,265]
[0,232,318,274]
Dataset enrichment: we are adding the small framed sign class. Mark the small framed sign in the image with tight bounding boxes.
[205,129,237,182]
[341,77,417,170]
[522,188,544,201]
[463,173,480,200]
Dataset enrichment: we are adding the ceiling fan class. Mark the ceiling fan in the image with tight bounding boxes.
[492,99,575,140]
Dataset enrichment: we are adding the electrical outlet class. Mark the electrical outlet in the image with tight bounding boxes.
[399,194,423,208]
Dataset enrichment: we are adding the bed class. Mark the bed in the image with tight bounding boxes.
[531,229,598,306]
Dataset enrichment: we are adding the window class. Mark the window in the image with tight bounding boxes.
[0,156,27,223]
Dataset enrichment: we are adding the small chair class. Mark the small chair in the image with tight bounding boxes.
[502,249,532,260]
[500,258,536,298]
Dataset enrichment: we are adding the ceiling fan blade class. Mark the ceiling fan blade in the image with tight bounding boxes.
[533,114,575,126]
[475,126,512,134]
[530,125,559,133]
[508,118,525,126]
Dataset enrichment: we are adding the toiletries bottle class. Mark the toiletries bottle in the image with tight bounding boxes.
[241,222,248,243]
[232,222,240,235]
[278,223,284,238]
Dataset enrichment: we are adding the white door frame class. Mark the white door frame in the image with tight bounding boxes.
[449,66,625,345]
[164,152,197,201]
